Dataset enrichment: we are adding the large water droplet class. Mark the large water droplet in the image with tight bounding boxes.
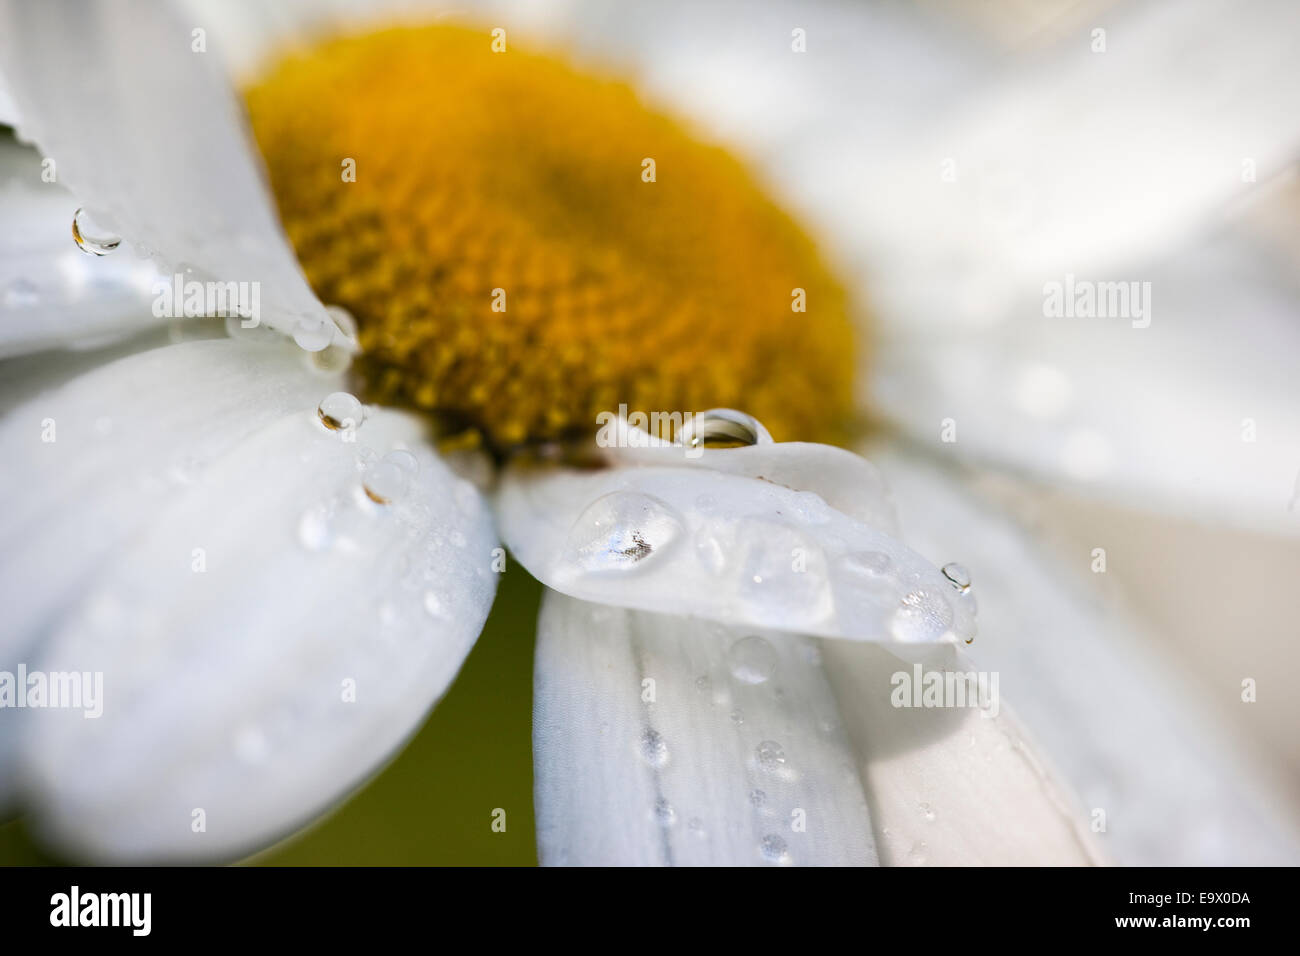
[727,634,778,685]
[941,562,972,594]
[2,277,40,309]
[317,392,364,432]
[759,833,790,864]
[890,589,955,642]
[363,458,410,505]
[72,207,121,256]
[756,740,786,772]
[293,314,334,352]
[565,492,683,573]
[639,729,668,768]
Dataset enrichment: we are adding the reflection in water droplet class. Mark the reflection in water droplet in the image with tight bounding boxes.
[727,634,778,685]
[756,740,786,772]
[317,392,363,432]
[653,798,676,827]
[2,277,39,309]
[639,729,669,767]
[759,834,790,864]
[565,492,683,573]
[72,207,121,256]
[385,448,420,478]
[941,562,972,593]
[363,459,410,505]
[890,589,955,642]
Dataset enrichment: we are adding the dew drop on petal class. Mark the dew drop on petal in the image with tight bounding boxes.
[384,448,420,478]
[363,459,410,505]
[293,314,334,352]
[72,207,121,256]
[756,740,786,772]
[639,729,668,768]
[920,802,936,822]
[565,491,683,573]
[759,834,790,864]
[727,634,777,685]
[941,562,972,594]
[748,789,767,808]
[317,391,364,432]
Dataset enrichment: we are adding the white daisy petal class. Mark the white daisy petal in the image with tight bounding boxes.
[497,440,974,644]
[0,134,164,358]
[865,444,1300,864]
[822,641,1102,866]
[0,0,350,348]
[1,338,496,860]
[533,589,877,866]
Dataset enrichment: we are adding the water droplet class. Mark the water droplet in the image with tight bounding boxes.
[363,459,410,505]
[694,675,711,693]
[384,448,420,478]
[565,492,683,573]
[748,789,767,808]
[727,634,778,684]
[920,802,936,822]
[293,314,334,352]
[639,729,668,768]
[2,277,39,309]
[688,817,706,837]
[72,207,121,256]
[317,392,364,432]
[890,589,955,642]
[756,740,786,772]
[759,833,790,864]
[941,562,972,594]
[653,798,676,827]
[729,709,744,724]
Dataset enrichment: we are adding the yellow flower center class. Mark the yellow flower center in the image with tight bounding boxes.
[246,25,856,452]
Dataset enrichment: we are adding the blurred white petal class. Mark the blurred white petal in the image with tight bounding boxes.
[864,443,1300,864]
[1,339,497,859]
[0,0,351,348]
[498,439,974,644]
[533,589,877,866]
[823,641,1102,865]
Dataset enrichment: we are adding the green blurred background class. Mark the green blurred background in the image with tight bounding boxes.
[0,569,542,866]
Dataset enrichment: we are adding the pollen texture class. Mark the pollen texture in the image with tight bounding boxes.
[246,26,857,451]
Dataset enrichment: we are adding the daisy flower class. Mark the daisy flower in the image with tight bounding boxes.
[0,0,1297,865]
